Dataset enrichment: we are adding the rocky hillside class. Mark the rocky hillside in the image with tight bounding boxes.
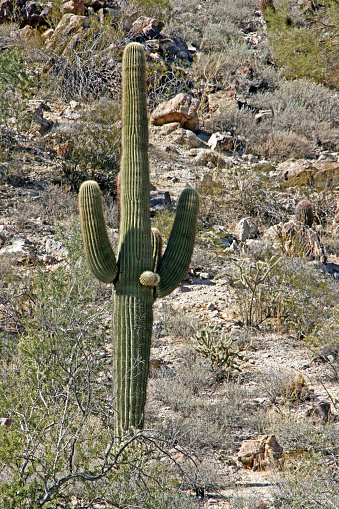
[0,0,339,508]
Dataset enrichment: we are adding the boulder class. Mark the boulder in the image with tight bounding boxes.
[208,132,237,152]
[150,93,200,132]
[158,37,189,59]
[62,0,84,15]
[131,16,164,38]
[238,435,283,471]
[0,235,36,263]
[19,25,42,43]
[0,0,51,27]
[235,217,259,242]
[305,400,332,423]
[45,238,69,258]
[168,128,207,149]
[276,159,310,180]
[46,13,89,52]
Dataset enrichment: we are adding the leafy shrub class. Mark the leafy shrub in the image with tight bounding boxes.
[273,451,339,509]
[266,0,339,88]
[0,47,32,159]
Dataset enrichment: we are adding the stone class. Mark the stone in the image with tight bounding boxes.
[131,16,164,38]
[41,27,54,42]
[33,107,53,134]
[276,159,310,180]
[0,0,51,28]
[158,37,190,60]
[157,122,181,135]
[150,93,200,132]
[0,235,36,263]
[192,149,226,167]
[243,239,275,259]
[168,128,207,149]
[46,14,89,52]
[45,238,68,258]
[235,217,259,242]
[208,132,237,152]
[0,417,11,427]
[62,0,84,16]
[56,140,74,157]
[305,400,332,423]
[238,435,283,471]
[97,7,120,23]
[150,191,172,214]
[19,25,41,43]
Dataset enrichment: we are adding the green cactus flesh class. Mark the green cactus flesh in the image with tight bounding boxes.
[79,42,199,433]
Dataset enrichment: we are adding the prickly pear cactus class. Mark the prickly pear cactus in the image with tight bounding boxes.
[79,43,199,433]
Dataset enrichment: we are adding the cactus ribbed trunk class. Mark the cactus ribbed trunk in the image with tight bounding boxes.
[113,294,152,431]
[114,43,153,432]
[78,42,200,436]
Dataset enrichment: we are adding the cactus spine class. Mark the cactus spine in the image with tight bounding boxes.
[79,43,199,433]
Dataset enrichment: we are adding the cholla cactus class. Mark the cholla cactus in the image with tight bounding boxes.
[79,43,199,433]
[295,199,314,227]
[192,325,245,374]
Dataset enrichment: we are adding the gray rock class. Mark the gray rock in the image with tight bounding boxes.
[235,217,259,242]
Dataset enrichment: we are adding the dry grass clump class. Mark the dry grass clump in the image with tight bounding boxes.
[214,78,339,160]
[166,0,258,51]
[14,183,77,228]
[196,166,291,231]
[147,350,260,454]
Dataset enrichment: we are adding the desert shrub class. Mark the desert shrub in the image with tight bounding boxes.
[0,47,32,159]
[225,254,337,336]
[14,183,78,230]
[230,256,283,327]
[0,222,200,508]
[270,257,338,338]
[59,96,120,194]
[43,18,125,101]
[155,302,195,340]
[266,0,339,88]
[152,210,176,242]
[165,0,258,51]
[216,76,339,159]
[196,166,291,232]
[147,60,192,109]
[261,369,312,405]
[272,451,339,509]
[127,0,172,21]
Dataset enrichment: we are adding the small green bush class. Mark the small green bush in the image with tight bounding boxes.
[0,47,32,159]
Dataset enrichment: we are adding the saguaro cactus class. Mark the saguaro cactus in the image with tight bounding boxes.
[79,43,199,433]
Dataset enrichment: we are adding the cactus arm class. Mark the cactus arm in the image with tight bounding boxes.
[79,180,117,284]
[155,188,200,298]
[151,227,163,273]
